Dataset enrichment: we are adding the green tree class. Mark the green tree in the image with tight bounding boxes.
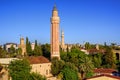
[0,46,7,58]
[102,46,116,68]
[41,43,50,59]
[33,40,42,56]
[10,45,16,54]
[79,57,94,79]
[34,46,42,56]
[28,72,46,80]
[85,42,90,50]
[89,53,102,68]
[26,37,32,56]
[8,59,31,80]
[111,43,116,49]
[61,67,79,80]
[51,57,65,76]
[116,61,120,72]
[17,48,22,55]
[61,46,94,79]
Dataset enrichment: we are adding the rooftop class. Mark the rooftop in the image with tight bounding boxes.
[5,43,17,45]
[28,56,50,64]
[86,74,120,80]
[94,68,117,73]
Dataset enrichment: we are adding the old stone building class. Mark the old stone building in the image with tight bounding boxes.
[86,74,120,80]
[28,56,56,80]
[4,43,17,53]
[18,37,26,56]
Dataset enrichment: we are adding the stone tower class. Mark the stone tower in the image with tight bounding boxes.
[20,37,24,45]
[96,44,99,50]
[50,5,60,59]
[18,37,26,56]
[61,30,65,50]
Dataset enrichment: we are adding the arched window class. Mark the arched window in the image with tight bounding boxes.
[116,53,119,60]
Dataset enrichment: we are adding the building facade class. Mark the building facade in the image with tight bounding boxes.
[31,42,35,50]
[28,56,55,80]
[4,43,17,53]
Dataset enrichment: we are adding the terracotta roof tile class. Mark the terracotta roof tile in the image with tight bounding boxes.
[28,56,50,64]
[86,74,120,80]
[94,68,117,73]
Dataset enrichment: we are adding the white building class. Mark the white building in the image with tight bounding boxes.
[31,42,35,50]
[4,43,17,52]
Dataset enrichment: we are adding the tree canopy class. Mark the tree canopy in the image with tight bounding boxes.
[8,59,31,80]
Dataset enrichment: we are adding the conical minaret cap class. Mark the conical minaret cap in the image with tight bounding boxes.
[53,4,57,11]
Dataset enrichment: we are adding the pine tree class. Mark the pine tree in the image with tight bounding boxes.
[33,40,42,56]
[26,37,32,56]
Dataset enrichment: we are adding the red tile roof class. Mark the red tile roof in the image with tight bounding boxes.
[94,68,117,73]
[86,74,120,80]
[87,49,106,54]
[28,56,50,64]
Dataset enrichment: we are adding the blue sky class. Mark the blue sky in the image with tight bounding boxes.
[0,0,120,45]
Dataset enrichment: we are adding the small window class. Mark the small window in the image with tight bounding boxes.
[46,70,48,75]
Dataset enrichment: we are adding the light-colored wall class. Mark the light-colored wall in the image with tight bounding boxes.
[31,43,35,50]
[5,44,17,52]
[18,44,26,56]
[31,63,52,77]
[94,73,113,76]
[87,76,119,80]
[0,68,9,80]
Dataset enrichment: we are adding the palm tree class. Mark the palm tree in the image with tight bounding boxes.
[79,56,94,79]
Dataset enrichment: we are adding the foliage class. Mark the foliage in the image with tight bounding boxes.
[89,53,102,68]
[16,48,22,55]
[102,46,116,68]
[10,45,16,54]
[0,46,7,58]
[85,71,94,78]
[61,67,79,80]
[60,46,94,79]
[33,40,42,56]
[28,72,46,80]
[51,57,79,80]
[41,43,50,59]
[51,57,65,76]
[61,47,87,67]
[65,62,78,72]
[8,59,31,80]
[33,45,42,56]
[116,61,120,72]
[79,56,94,79]
[26,37,32,56]
[85,42,95,50]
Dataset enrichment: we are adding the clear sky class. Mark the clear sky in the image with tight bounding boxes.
[0,0,120,45]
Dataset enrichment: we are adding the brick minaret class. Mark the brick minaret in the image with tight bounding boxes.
[50,5,60,59]
[61,30,65,50]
